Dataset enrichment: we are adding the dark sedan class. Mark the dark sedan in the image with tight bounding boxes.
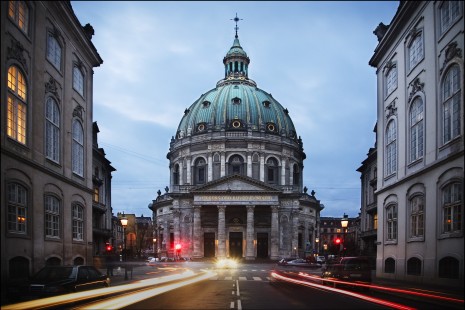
[12,265,111,300]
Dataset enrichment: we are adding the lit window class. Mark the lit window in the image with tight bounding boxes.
[73,66,84,96]
[45,196,60,238]
[72,120,84,176]
[45,97,60,162]
[442,183,462,233]
[408,32,424,70]
[441,65,461,144]
[409,97,424,162]
[72,204,84,240]
[8,0,29,34]
[93,187,99,203]
[7,183,27,234]
[409,195,424,238]
[385,120,397,176]
[7,66,27,144]
[440,1,462,34]
[386,204,397,241]
[386,65,397,96]
[47,32,62,70]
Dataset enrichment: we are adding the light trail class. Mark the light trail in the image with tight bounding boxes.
[2,270,213,310]
[271,272,415,310]
[297,272,464,304]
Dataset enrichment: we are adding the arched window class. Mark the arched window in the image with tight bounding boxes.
[173,164,179,185]
[229,155,244,176]
[442,182,462,233]
[266,158,279,184]
[72,120,84,176]
[385,120,397,176]
[45,195,60,238]
[407,257,422,275]
[293,164,300,186]
[194,158,206,185]
[385,64,397,96]
[8,1,29,34]
[409,195,424,238]
[409,97,424,162]
[7,66,27,144]
[72,204,84,240]
[46,97,60,162]
[73,66,84,96]
[74,257,84,266]
[408,31,424,70]
[386,204,397,241]
[441,64,461,144]
[384,258,395,273]
[47,32,62,70]
[439,256,459,279]
[46,257,61,266]
[7,183,27,234]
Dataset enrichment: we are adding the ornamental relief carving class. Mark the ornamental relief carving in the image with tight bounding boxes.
[408,77,424,103]
[385,100,397,119]
[7,38,28,73]
[440,41,462,74]
[45,76,60,100]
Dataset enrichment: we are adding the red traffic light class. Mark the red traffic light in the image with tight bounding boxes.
[175,243,181,250]
[334,238,341,245]
[106,243,112,252]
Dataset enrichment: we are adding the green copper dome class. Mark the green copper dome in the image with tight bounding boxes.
[175,35,297,140]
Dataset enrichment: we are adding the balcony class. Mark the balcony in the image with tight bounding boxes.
[360,229,377,238]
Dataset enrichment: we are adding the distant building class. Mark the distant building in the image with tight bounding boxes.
[1,1,105,303]
[149,23,323,260]
[369,1,463,286]
[319,216,359,257]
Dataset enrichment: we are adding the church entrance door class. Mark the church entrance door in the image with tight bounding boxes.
[204,232,215,257]
[229,232,243,258]
[257,233,268,258]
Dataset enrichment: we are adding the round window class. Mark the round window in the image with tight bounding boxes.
[198,124,205,131]
[267,124,275,131]
[232,121,241,128]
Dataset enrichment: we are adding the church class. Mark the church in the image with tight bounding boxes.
[149,19,323,260]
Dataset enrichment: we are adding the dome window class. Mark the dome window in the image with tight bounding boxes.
[202,101,210,108]
[197,123,205,132]
[232,97,241,105]
[232,120,242,128]
[267,122,277,132]
[263,101,271,108]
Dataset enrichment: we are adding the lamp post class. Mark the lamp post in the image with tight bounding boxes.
[315,237,320,255]
[153,238,157,257]
[120,215,128,281]
[341,213,349,257]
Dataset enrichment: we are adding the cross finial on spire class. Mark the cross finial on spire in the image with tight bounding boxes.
[231,13,243,38]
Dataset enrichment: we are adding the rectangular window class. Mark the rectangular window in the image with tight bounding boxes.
[409,33,424,70]
[386,206,397,241]
[8,0,29,34]
[7,183,27,234]
[47,33,62,70]
[443,183,462,233]
[72,205,84,240]
[440,1,462,34]
[45,196,60,238]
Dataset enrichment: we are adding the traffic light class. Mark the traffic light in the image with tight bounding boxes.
[106,243,112,252]
[175,243,181,251]
[334,238,341,245]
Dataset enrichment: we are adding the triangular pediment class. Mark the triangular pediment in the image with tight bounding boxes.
[192,174,281,193]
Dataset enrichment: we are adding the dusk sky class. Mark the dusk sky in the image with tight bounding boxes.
[71,1,399,218]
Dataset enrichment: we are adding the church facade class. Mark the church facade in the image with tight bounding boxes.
[149,25,323,260]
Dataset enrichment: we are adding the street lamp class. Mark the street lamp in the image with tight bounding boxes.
[315,237,319,255]
[120,215,128,280]
[153,238,157,256]
[341,213,349,257]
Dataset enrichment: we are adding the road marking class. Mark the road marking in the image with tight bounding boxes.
[239,277,247,281]
[253,277,261,281]
[237,299,242,310]
[236,280,240,297]
[230,301,234,308]
[225,276,232,280]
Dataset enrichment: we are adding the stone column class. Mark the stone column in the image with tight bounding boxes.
[220,152,226,177]
[281,157,286,185]
[292,209,299,257]
[186,156,191,184]
[260,153,265,182]
[304,220,309,257]
[208,153,213,182]
[173,209,181,246]
[289,163,293,186]
[270,205,279,260]
[193,206,202,258]
[179,161,184,186]
[247,152,252,177]
[246,205,255,260]
[218,206,226,258]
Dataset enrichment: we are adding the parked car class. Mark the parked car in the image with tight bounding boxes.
[278,258,319,268]
[11,265,110,300]
[316,256,326,264]
[321,256,371,287]
[277,258,295,266]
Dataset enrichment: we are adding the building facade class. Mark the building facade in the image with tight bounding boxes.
[319,216,359,258]
[150,28,323,260]
[369,1,463,286]
[1,1,103,302]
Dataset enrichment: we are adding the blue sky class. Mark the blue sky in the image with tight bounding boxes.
[71,1,398,218]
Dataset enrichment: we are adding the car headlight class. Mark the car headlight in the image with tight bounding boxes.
[215,258,238,269]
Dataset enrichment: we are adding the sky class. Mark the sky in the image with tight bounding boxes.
[71,1,399,219]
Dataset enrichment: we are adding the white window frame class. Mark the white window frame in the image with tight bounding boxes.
[72,204,84,241]
[442,182,462,234]
[8,0,29,34]
[441,65,461,144]
[409,195,425,238]
[409,97,424,162]
[45,195,60,238]
[386,204,397,241]
[408,31,424,71]
[385,120,397,176]
[7,66,27,144]
[73,66,84,96]
[440,1,462,34]
[45,97,60,162]
[72,120,84,176]
[7,183,27,234]
[385,65,397,96]
[47,32,62,70]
